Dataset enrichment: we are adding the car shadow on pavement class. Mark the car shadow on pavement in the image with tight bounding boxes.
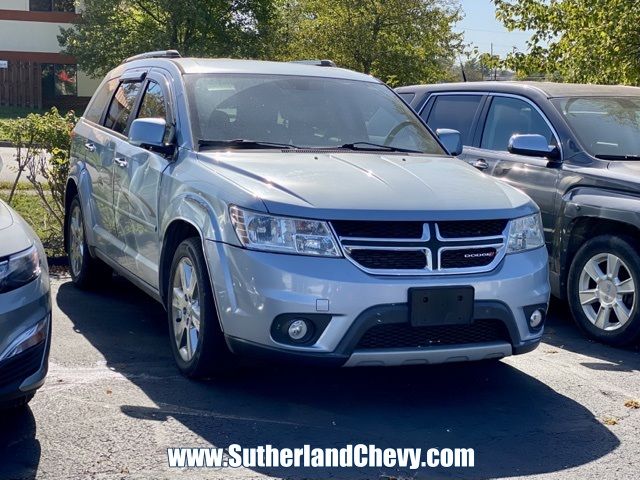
[56,277,619,479]
[0,406,40,479]
[543,298,640,373]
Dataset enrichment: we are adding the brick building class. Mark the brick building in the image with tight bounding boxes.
[0,0,100,112]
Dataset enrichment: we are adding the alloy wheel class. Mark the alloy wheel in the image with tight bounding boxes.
[69,204,85,277]
[578,253,636,331]
[171,257,201,362]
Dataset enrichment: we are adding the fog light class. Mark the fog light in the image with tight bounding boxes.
[529,309,544,329]
[287,319,308,341]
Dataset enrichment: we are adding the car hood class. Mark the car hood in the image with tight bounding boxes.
[607,161,640,180]
[0,200,34,258]
[197,151,536,220]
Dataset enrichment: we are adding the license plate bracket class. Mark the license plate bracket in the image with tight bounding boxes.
[409,286,475,327]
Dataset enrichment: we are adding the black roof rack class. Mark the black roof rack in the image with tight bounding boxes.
[289,59,337,67]
[122,50,181,64]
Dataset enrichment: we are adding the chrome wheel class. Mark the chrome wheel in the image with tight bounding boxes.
[578,253,636,331]
[171,257,201,362]
[69,204,85,277]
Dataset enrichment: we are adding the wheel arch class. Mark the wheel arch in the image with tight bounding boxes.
[555,187,640,298]
[159,218,205,304]
[63,178,79,254]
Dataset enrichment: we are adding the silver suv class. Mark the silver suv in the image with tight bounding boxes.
[65,51,550,377]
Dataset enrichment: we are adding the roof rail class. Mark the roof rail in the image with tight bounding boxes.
[290,59,337,67]
[122,50,181,64]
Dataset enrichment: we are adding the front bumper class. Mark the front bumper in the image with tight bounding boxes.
[0,273,51,402]
[205,241,549,367]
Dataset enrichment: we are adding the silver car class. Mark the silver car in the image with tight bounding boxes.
[65,51,550,378]
[0,161,51,408]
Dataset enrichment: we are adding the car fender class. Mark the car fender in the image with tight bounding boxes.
[551,187,640,297]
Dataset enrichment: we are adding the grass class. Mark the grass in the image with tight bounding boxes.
[0,190,64,257]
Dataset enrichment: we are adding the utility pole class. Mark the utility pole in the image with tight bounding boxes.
[491,42,497,81]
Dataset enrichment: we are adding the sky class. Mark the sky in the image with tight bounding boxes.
[455,0,534,57]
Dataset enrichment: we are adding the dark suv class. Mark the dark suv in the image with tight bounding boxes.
[397,81,640,346]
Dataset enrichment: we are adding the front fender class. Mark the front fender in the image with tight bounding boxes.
[551,187,640,297]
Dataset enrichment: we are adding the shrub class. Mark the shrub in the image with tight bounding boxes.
[3,108,77,255]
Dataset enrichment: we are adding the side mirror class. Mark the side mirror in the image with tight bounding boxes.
[508,134,560,160]
[436,128,463,157]
[129,118,168,149]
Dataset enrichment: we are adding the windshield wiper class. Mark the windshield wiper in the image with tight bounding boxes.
[595,154,640,160]
[198,139,298,150]
[338,142,422,153]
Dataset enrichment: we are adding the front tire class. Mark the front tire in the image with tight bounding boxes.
[66,196,111,288]
[568,235,640,346]
[167,237,232,378]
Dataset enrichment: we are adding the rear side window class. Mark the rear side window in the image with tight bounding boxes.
[424,95,483,145]
[104,81,142,135]
[84,79,117,123]
[397,92,415,104]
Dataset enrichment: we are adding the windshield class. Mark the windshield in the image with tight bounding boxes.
[184,74,444,154]
[553,96,640,158]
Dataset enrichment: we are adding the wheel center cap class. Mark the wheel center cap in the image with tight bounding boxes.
[598,279,617,304]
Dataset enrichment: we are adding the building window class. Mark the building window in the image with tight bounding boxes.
[30,0,75,12]
[41,64,77,98]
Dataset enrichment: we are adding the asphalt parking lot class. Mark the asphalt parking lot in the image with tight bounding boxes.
[1,275,639,480]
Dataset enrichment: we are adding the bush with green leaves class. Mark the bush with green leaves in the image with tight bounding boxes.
[3,108,77,254]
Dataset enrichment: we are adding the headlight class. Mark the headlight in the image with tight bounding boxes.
[506,213,545,254]
[0,245,41,293]
[229,206,341,257]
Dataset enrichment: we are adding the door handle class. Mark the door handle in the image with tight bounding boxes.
[473,159,489,171]
[114,157,128,168]
[84,142,96,152]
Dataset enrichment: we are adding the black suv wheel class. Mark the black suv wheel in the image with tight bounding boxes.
[568,235,640,346]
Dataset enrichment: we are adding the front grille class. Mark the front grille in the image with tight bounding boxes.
[349,249,427,270]
[333,220,507,275]
[0,342,45,387]
[356,319,510,350]
[332,221,423,239]
[438,220,507,238]
[441,247,498,269]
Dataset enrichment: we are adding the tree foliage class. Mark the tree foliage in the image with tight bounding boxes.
[275,0,463,86]
[59,0,279,77]
[494,0,640,85]
[3,109,77,251]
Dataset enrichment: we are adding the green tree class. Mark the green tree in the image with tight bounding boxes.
[59,0,279,77]
[494,0,640,85]
[275,0,463,86]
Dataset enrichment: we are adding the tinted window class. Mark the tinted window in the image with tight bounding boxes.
[553,96,640,158]
[397,92,415,104]
[41,64,77,97]
[185,74,444,154]
[138,81,167,121]
[84,79,118,123]
[30,0,74,12]
[104,82,142,135]
[481,96,555,151]
[425,95,483,145]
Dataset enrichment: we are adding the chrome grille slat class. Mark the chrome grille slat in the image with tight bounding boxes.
[331,220,509,275]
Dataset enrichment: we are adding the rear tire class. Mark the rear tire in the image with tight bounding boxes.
[66,196,111,289]
[567,235,640,346]
[167,237,233,378]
